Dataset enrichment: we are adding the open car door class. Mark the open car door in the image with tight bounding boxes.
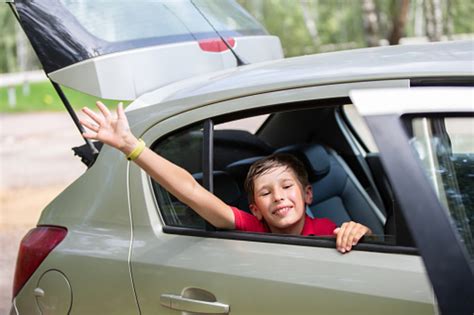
[351,87,474,314]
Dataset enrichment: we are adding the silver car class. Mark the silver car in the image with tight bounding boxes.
[9,1,474,314]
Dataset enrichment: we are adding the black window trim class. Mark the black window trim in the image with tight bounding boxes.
[163,226,419,255]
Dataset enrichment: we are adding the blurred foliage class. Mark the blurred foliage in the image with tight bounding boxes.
[0,4,18,72]
[238,0,474,57]
[0,81,129,112]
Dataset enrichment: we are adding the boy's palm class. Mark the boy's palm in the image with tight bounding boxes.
[80,101,131,150]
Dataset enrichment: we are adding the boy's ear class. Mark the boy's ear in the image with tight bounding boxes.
[249,204,263,220]
[304,185,313,205]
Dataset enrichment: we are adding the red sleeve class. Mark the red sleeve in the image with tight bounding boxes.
[230,206,268,233]
[314,218,338,236]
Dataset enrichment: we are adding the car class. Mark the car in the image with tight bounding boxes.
[9,1,474,314]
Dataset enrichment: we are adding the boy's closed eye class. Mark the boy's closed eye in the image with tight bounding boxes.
[282,180,294,189]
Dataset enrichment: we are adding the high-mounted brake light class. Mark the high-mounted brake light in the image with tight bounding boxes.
[12,226,67,298]
[198,38,235,52]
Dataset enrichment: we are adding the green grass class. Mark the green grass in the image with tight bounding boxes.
[0,81,130,112]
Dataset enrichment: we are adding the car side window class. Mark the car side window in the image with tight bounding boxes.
[410,116,474,260]
[149,105,416,253]
[151,123,207,229]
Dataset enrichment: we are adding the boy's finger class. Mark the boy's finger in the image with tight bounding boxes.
[82,131,97,139]
[96,101,111,118]
[342,223,356,251]
[79,118,99,132]
[117,102,125,119]
[82,107,104,125]
[335,225,344,249]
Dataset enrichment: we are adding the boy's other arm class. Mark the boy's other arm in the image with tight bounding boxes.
[80,101,235,230]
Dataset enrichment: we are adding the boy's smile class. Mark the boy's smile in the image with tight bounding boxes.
[249,165,313,234]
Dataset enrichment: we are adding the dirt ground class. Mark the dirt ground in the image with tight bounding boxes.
[0,112,86,313]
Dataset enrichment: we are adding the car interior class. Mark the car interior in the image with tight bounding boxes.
[151,99,416,249]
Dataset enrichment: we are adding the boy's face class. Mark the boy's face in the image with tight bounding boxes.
[249,165,313,234]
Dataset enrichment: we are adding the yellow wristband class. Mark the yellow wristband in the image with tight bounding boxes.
[126,139,146,161]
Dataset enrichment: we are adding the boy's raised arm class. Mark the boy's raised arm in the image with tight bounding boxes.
[80,101,235,229]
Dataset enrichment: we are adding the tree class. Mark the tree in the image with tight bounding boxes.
[424,0,444,41]
[388,0,410,45]
[362,0,380,46]
[299,0,320,49]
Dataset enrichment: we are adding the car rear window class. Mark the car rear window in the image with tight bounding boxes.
[60,0,266,43]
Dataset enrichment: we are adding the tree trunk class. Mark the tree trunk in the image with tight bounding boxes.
[413,0,424,37]
[362,0,380,47]
[443,0,454,39]
[388,0,410,45]
[424,0,443,41]
[299,0,320,49]
[15,21,27,72]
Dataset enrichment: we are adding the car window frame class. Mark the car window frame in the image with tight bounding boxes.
[146,100,420,256]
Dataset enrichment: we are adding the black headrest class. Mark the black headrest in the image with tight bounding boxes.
[225,156,263,181]
[193,171,240,206]
[275,144,330,180]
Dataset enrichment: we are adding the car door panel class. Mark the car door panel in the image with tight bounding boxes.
[128,163,435,315]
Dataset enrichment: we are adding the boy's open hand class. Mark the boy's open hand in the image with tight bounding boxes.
[333,222,371,254]
[80,101,137,154]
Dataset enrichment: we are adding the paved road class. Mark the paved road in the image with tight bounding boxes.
[0,112,86,188]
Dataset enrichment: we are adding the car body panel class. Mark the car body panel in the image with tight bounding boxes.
[17,148,139,314]
[13,0,282,100]
[129,157,435,315]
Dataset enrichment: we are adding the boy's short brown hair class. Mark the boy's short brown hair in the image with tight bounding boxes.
[244,153,310,204]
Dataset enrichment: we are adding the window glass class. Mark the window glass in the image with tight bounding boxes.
[215,114,268,133]
[410,116,474,260]
[150,106,404,250]
[60,0,264,43]
[343,104,379,153]
[152,124,206,229]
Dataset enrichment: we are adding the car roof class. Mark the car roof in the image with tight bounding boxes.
[128,40,473,113]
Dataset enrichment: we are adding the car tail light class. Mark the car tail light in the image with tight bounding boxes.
[12,226,67,298]
[198,38,235,52]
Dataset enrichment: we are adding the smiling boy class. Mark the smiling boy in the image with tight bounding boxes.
[81,101,371,253]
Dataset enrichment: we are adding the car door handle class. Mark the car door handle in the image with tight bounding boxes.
[160,294,230,314]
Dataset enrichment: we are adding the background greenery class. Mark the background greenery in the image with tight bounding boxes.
[0,82,124,112]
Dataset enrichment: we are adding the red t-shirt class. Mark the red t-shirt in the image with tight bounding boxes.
[230,207,337,236]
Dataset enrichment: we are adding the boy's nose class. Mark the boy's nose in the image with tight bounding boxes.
[273,189,284,201]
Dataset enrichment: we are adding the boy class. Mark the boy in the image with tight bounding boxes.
[80,102,371,253]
